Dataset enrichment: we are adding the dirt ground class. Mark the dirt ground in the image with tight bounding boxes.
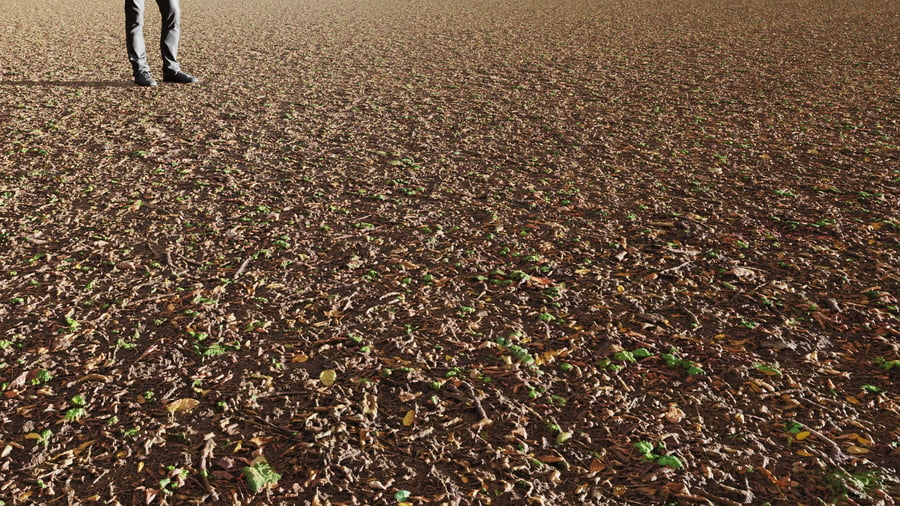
[1,0,898,504]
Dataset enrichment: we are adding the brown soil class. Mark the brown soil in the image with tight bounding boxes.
[1,0,898,504]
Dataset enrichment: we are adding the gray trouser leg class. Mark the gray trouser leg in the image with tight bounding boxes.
[125,0,181,75]
[125,0,148,75]
[157,0,181,73]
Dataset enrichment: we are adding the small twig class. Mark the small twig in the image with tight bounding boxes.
[199,434,219,501]
[122,292,176,309]
[804,428,851,463]
[462,382,489,420]
[233,257,252,279]
[165,250,177,269]
[673,493,715,505]
[685,308,701,328]
[165,249,188,276]
[136,344,158,362]
[659,261,692,275]
[341,289,361,311]
[758,388,803,400]
[696,485,745,506]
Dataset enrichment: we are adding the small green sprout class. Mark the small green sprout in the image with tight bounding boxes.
[875,357,899,371]
[242,458,282,493]
[64,408,87,422]
[754,362,783,377]
[634,441,684,469]
[862,384,884,394]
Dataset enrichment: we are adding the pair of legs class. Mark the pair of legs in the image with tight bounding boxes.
[125,0,195,85]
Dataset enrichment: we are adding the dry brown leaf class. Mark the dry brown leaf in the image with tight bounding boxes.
[664,404,686,424]
[590,458,606,473]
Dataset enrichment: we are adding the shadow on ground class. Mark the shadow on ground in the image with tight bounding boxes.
[0,80,130,88]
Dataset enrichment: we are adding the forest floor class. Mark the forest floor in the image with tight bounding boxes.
[0,0,898,504]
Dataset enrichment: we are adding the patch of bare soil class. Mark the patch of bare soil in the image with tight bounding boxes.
[1,0,898,504]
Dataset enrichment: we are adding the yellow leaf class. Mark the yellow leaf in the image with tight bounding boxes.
[320,369,337,387]
[291,353,309,363]
[165,398,200,414]
[795,431,811,441]
[616,285,625,293]
[402,410,416,427]
[23,433,44,440]
[797,449,814,457]
[535,348,568,365]
[249,436,273,447]
[74,440,95,454]
[846,445,870,454]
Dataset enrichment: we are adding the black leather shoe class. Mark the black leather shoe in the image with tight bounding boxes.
[134,70,158,87]
[162,71,198,84]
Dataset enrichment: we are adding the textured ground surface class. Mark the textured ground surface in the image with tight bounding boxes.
[1,0,898,504]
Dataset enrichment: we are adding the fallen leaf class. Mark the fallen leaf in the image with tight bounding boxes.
[320,369,337,387]
[165,398,200,414]
[402,410,416,427]
[539,454,565,463]
[664,404,686,423]
[76,374,112,383]
[727,266,756,280]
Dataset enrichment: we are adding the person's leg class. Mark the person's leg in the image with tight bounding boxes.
[125,0,149,76]
[156,0,197,83]
[156,0,181,74]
